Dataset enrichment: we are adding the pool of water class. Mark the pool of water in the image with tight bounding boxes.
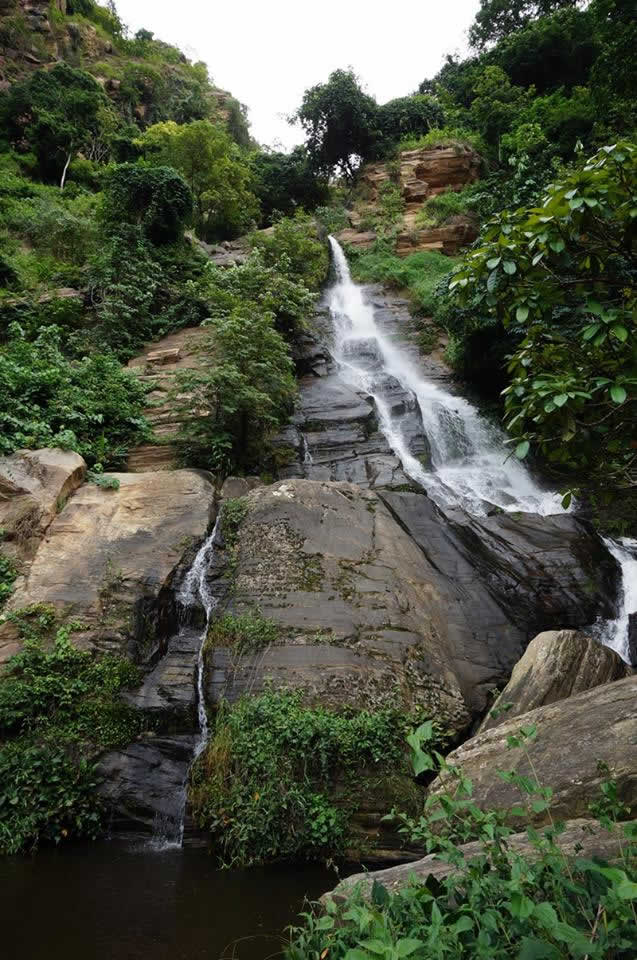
[0,842,337,960]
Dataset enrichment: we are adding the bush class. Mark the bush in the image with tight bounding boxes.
[102,163,192,244]
[448,140,637,491]
[0,610,142,854]
[287,721,637,960]
[0,323,149,466]
[415,186,479,228]
[249,212,329,291]
[189,689,425,867]
[174,305,296,472]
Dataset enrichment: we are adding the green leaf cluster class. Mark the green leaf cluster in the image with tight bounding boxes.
[449,141,637,489]
[0,608,143,854]
[189,689,427,867]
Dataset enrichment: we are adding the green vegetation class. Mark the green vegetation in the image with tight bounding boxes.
[0,324,149,466]
[0,606,143,854]
[449,141,637,496]
[220,497,250,548]
[189,688,425,867]
[174,214,327,473]
[286,721,637,960]
[0,551,17,610]
[350,247,457,316]
[137,120,259,241]
[206,611,279,655]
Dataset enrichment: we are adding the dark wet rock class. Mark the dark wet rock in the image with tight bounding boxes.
[430,675,637,826]
[123,626,201,720]
[480,629,627,732]
[445,508,619,632]
[98,734,194,835]
[291,332,330,377]
[381,492,619,639]
[628,613,637,667]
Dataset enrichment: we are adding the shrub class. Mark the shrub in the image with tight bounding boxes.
[0,323,149,466]
[249,212,329,291]
[448,140,637,491]
[189,689,425,867]
[102,163,192,244]
[206,611,279,655]
[0,611,142,853]
[286,721,637,960]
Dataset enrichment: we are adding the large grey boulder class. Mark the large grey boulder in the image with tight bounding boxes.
[480,629,627,732]
[430,675,637,826]
[4,468,215,661]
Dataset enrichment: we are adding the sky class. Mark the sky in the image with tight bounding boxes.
[114,0,481,150]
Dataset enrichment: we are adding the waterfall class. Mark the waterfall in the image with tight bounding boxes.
[596,537,637,662]
[150,513,221,849]
[325,237,635,662]
[327,237,564,516]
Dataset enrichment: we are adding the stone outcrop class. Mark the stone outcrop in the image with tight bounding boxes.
[0,448,86,564]
[202,479,619,726]
[337,145,481,258]
[480,630,627,732]
[127,326,210,473]
[430,676,637,826]
[3,469,215,662]
[98,734,194,837]
[325,818,625,904]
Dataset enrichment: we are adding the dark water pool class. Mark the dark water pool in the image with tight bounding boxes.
[0,843,337,960]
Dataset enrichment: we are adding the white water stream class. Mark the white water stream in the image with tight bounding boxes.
[328,237,564,517]
[326,237,636,662]
[150,513,221,849]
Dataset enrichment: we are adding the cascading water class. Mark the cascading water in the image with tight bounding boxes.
[596,537,637,662]
[150,513,221,849]
[325,237,635,661]
[327,237,564,516]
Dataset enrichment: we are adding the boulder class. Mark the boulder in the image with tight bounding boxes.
[378,493,619,712]
[430,676,637,826]
[325,819,625,904]
[0,448,86,563]
[480,630,627,732]
[4,469,215,661]
[204,480,473,733]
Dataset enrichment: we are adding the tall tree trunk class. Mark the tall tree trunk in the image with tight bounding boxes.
[60,150,73,191]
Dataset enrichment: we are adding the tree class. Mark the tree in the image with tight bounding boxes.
[2,64,106,188]
[375,95,444,152]
[469,0,578,49]
[293,69,378,178]
[175,308,296,471]
[469,66,531,154]
[138,120,259,240]
[448,141,637,491]
[103,164,192,244]
[251,147,328,226]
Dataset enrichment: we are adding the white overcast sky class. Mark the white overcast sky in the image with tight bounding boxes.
[114,0,481,150]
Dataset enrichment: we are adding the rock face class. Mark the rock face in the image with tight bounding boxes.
[5,469,215,661]
[430,676,637,826]
[98,734,194,836]
[480,630,627,732]
[325,818,625,903]
[205,479,471,733]
[127,326,210,473]
[337,146,481,258]
[0,448,85,563]
[202,480,620,726]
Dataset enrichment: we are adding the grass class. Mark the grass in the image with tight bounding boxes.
[350,245,457,316]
